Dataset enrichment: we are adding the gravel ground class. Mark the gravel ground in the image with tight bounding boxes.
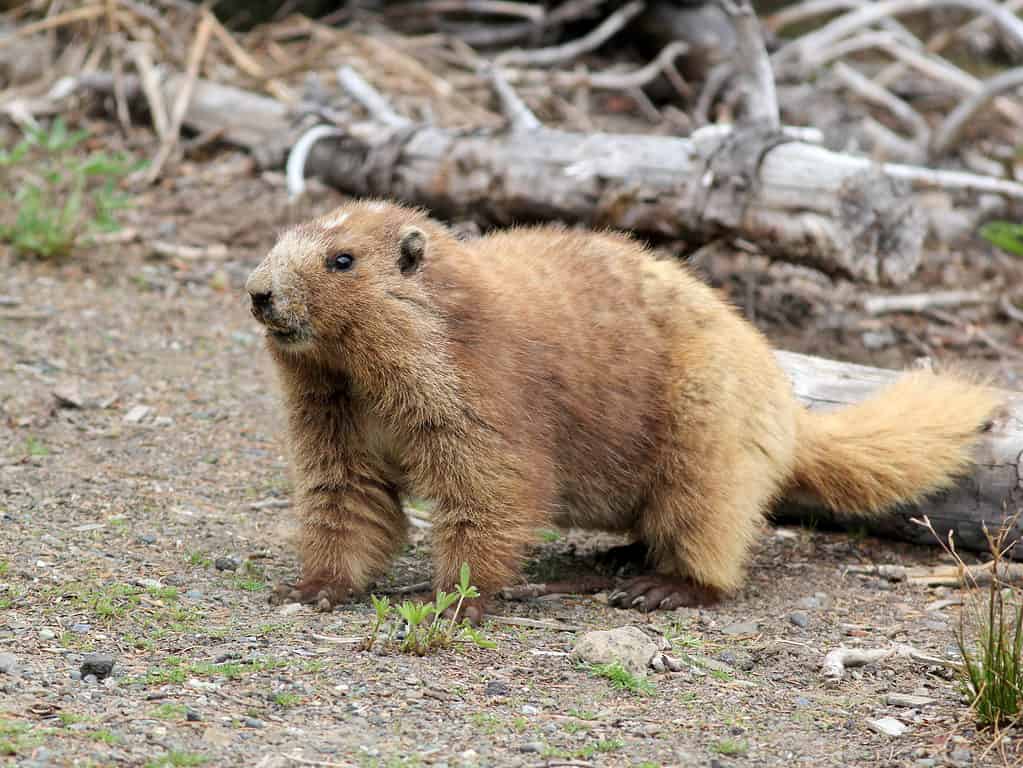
[1,150,1021,768]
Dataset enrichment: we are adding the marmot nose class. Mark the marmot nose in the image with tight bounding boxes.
[250,290,272,312]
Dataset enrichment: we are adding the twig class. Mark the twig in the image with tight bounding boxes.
[204,11,266,79]
[0,4,106,46]
[722,0,779,128]
[285,125,346,201]
[374,580,432,596]
[127,43,169,140]
[388,0,545,22]
[283,754,355,768]
[149,240,228,260]
[778,0,1023,67]
[336,66,412,129]
[105,0,131,133]
[932,68,1023,155]
[494,1,644,67]
[1000,295,1023,325]
[487,615,582,632]
[488,66,542,131]
[822,644,961,680]
[862,290,987,316]
[832,61,930,147]
[143,9,213,183]
[308,634,366,645]
[693,62,734,126]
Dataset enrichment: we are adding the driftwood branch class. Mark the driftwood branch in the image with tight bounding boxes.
[773,351,1023,560]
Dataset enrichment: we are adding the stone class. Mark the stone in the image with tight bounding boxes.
[571,625,662,676]
[123,405,151,424]
[80,653,115,680]
[484,680,509,697]
[0,654,18,676]
[244,717,264,729]
[214,556,240,572]
[949,748,972,765]
[867,717,907,737]
[886,693,936,707]
[519,742,543,753]
[520,704,540,716]
[788,612,810,628]
[721,621,759,636]
[38,629,55,641]
[278,603,302,616]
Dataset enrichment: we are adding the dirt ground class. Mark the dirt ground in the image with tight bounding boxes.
[2,138,1023,768]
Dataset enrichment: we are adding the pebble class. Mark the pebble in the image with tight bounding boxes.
[867,717,907,737]
[721,621,758,636]
[949,748,972,765]
[794,696,811,708]
[484,680,509,697]
[915,760,937,767]
[244,717,264,729]
[69,671,82,681]
[83,674,98,685]
[38,629,55,641]
[214,556,240,572]
[520,704,540,716]
[886,693,936,707]
[71,623,90,634]
[185,590,203,600]
[0,654,19,676]
[80,653,116,680]
[186,709,203,722]
[278,603,303,616]
[138,534,158,545]
[716,650,754,671]
[519,742,543,754]
[788,611,810,628]
[123,405,151,424]
[797,593,833,610]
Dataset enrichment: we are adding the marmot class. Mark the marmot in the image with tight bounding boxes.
[246,199,1001,622]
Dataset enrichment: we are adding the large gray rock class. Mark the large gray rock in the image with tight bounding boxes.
[571,626,666,677]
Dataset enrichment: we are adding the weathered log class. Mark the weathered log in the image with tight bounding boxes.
[72,70,1023,284]
[773,351,1023,560]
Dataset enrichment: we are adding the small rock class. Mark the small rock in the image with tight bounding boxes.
[862,329,896,351]
[519,742,543,754]
[916,760,937,767]
[867,717,907,737]
[716,650,754,671]
[788,612,810,628]
[520,704,540,716]
[53,384,84,409]
[38,629,56,641]
[69,671,82,681]
[123,405,151,424]
[137,534,157,545]
[214,556,240,572]
[244,717,264,729]
[83,674,98,685]
[886,693,936,707]
[571,625,662,676]
[80,653,115,680]
[0,654,19,676]
[152,416,173,428]
[721,621,759,636]
[794,696,811,708]
[185,590,203,600]
[186,709,202,722]
[949,748,972,765]
[458,749,478,766]
[484,680,509,697]
[278,603,303,616]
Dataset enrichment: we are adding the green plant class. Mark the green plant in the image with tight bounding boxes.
[25,437,49,457]
[91,729,122,745]
[712,738,748,756]
[0,117,140,259]
[363,563,495,655]
[272,692,301,708]
[145,751,206,768]
[979,220,1023,256]
[918,514,1023,729]
[587,662,655,696]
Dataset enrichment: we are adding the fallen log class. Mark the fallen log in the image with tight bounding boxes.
[773,350,1023,560]
[68,69,1023,284]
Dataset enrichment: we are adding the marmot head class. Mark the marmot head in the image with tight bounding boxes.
[245,199,434,359]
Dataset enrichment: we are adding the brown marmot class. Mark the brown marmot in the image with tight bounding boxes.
[246,199,1000,622]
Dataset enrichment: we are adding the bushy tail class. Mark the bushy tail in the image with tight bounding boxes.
[791,370,1001,516]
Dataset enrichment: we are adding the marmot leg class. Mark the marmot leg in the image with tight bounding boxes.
[270,472,407,611]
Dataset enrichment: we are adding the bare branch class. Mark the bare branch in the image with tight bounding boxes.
[932,67,1023,155]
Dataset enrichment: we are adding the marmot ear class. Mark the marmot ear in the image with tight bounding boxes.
[398,226,426,275]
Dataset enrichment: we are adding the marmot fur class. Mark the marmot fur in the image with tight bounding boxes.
[246,199,1001,621]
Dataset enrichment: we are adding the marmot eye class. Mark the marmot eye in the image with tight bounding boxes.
[328,252,355,272]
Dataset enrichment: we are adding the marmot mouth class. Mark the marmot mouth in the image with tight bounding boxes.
[268,327,305,344]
